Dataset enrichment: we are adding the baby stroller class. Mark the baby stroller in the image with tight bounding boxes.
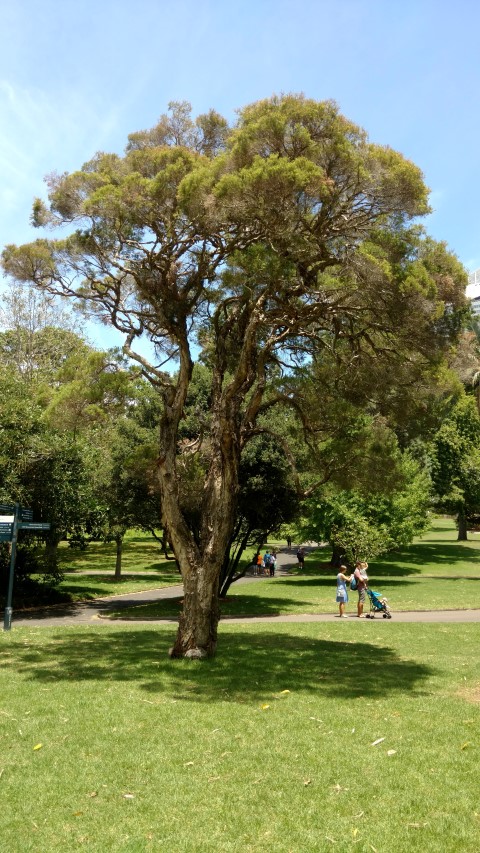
[365,588,392,619]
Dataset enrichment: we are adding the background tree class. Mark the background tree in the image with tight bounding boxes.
[2,96,467,657]
[219,434,301,597]
[299,420,431,564]
[89,418,162,578]
[0,282,85,382]
[430,395,480,540]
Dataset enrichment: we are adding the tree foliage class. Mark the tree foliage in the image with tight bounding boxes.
[300,435,431,565]
[430,395,480,539]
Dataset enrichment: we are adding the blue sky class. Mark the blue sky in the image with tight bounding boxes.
[1,0,480,347]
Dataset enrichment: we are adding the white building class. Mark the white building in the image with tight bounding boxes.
[467,268,480,316]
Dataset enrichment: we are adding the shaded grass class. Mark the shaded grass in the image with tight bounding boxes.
[56,572,181,602]
[1,621,480,851]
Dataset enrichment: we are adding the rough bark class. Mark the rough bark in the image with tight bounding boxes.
[169,565,221,658]
[219,527,253,598]
[162,429,240,656]
[330,544,347,568]
[44,534,62,574]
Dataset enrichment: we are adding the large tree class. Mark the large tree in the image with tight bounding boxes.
[2,96,467,657]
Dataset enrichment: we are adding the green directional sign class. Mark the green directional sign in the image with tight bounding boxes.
[3,505,51,631]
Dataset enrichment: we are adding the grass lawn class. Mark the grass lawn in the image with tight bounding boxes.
[58,532,175,576]
[1,621,479,851]
[106,517,480,619]
[31,532,183,602]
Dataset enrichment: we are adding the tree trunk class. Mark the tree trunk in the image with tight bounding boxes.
[156,340,250,657]
[169,565,221,658]
[330,544,347,568]
[457,511,468,541]
[219,525,252,598]
[158,410,240,657]
[114,534,123,580]
[44,534,62,575]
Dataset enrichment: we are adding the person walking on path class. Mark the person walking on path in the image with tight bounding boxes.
[296,547,305,569]
[336,565,351,617]
[269,550,277,577]
[354,560,369,618]
[263,550,272,576]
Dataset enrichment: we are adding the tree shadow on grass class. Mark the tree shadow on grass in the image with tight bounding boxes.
[59,577,178,599]
[101,594,316,619]
[5,627,435,702]
[288,563,421,579]
[270,577,413,591]
[377,542,480,569]
[62,565,179,577]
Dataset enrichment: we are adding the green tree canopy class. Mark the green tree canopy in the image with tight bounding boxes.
[431,395,480,539]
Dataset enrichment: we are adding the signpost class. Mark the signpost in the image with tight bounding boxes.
[0,523,13,543]
[3,504,50,631]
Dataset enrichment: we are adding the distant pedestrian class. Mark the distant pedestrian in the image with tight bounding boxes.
[286,535,292,549]
[263,550,272,576]
[269,550,277,576]
[296,547,305,569]
[336,565,351,618]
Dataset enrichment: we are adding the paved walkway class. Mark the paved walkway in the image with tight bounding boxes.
[8,546,480,627]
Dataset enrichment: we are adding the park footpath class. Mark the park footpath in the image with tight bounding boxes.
[9,546,480,628]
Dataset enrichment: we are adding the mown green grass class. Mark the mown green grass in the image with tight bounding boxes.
[1,621,479,851]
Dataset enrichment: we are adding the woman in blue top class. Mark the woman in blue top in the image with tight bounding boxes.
[336,565,351,618]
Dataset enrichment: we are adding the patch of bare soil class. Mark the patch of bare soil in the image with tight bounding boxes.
[457,684,480,704]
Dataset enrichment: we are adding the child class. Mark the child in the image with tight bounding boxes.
[336,565,351,618]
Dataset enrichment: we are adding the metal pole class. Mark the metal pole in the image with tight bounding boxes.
[3,503,20,631]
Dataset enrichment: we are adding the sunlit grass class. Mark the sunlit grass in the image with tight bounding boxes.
[1,621,479,851]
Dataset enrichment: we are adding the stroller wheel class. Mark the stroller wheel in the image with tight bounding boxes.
[383,613,388,619]
[387,613,392,619]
